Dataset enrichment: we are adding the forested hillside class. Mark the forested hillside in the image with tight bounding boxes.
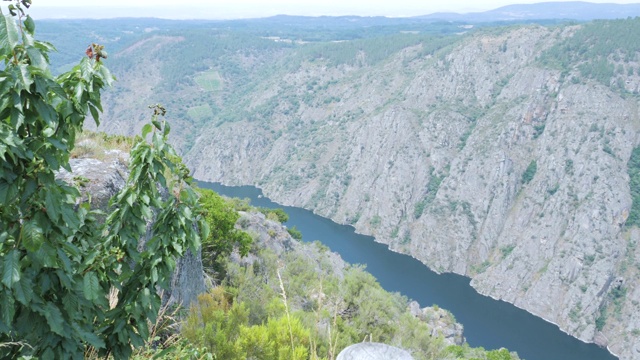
[42,14,640,360]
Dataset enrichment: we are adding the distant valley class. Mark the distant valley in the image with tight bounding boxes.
[40,3,640,359]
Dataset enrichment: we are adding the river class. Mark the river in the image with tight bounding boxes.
[197,180,618,360]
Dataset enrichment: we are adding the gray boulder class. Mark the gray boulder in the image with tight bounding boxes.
[336,343,414,360]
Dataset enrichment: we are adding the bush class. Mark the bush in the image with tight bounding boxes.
[198,188,252,277]
[627,146,640,227]
[182,288,309,360]
[287,225,303,240]
[521,160,537,184]
[259,207,289,223]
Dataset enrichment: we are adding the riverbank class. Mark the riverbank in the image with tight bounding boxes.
[197,180,618,360]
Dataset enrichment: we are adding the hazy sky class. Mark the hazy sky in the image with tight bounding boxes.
[18,0,640,19]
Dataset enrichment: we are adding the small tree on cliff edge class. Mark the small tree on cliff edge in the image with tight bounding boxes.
[0,1,208,358]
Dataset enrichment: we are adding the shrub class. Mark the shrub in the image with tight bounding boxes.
[626,146,640,227]
[198,188,252,278]
[287,226,303,240]
[521,160,537,184]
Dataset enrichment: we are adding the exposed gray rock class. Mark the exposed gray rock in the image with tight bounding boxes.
[230,211,346,279]
[57,152,205,307]
[336,343,413,360]
[183,25,640,359]
[57,154,128,213]
[408,301,465,346]
[163,247,205,308]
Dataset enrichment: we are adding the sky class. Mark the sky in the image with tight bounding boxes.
[15,0,640,19]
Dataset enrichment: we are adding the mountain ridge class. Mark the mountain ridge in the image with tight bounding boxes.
[51,15,640,360]
[418,1,640,21]
[30,2,640,21]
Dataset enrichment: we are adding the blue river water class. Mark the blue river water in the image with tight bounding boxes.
[197,180,618,360]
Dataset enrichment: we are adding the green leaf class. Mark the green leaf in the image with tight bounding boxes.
[98,65,114,86]
[73,82,83,104]
[200,220,210,244]
[0,180,18,204]
[88,103,100,126]
[57,249,73,274]
[83,272,100,301]
[43,151,60,170]
[141,123,152,138]
[17,63,34,90]
[34,40,56,52]
[21,178,37,202]
[72,322,105,349]
[2,249,20,288]
[14,276,34,305]
[44,302,65,335]
[33,98,57,128]
[26,46,47,70]
[10,106,24,128]
[42,348,55,360]
[126,192,135,207]
[56,269,73,289]
[45,189,61,222]
[140,204,152,219]
[48,137,67,151]
[24,14,35,34]
[21,219,44,252]
[80,57,93,82]
[0,14,20,55]
[7,4,16,16]
[183,206,192,220]
[60,206,81,230]
[44,76,65,98]
[0,290,15,326]
[36,241,57,268]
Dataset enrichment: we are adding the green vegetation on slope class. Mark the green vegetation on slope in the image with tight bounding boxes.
[521,160,538,184]
[539,17,640,90]
[627,146,640,227]
[288,33,460,68]
[182,227,521,360]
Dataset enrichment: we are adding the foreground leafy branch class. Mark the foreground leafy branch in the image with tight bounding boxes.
[0,2,207,358]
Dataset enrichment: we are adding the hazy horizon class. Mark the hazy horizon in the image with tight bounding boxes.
[17,0,640,20]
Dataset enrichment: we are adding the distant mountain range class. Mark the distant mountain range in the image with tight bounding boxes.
[29,2,640,21]
[418,1,640,21]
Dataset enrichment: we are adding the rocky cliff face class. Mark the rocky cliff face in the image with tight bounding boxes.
[89,18,640,358]
[178,25,640,359]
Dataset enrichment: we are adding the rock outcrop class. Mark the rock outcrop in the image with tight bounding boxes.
[408,301,465,346]
[336,343,414,360]
[57,148,205,307]
[179,25,640,359]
